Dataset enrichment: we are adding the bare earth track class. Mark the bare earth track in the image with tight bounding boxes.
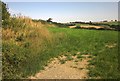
[29,52,92,79]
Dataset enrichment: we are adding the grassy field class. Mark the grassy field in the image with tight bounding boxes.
[99,21,119,26]
[2,1,119,79]
[2,16,120,79]
[48,27,119,79]
[76,23,95,27]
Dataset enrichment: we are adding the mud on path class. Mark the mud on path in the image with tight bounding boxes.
[29,52,93,79]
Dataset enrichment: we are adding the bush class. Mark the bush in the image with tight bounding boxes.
[2,16,54,79]
[75,26,80,29]
[2,42,29,78]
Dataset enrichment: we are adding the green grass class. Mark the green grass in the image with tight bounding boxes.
[77,54,84,59]
[59,60,66,64]
[2,17,68,79]
[100,21,119,26]
[48,27,119,79]
[3,21,119,79]
[72,53,77,56]
[76,23,95,27]
[66,56,73,61]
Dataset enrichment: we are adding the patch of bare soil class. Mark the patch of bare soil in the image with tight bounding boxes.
[69,26,76,28]
[29,52,92,79]
[81,25,104,29]
[105,43,117,48]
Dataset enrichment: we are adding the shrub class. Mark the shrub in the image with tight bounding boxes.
[2,42,29,78]
[2,16,54,79]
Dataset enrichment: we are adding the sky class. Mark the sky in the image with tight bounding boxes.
[2,0,120,2]
[6,2,118,23]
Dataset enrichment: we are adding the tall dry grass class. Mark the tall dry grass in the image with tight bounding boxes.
[3,16,53,44]
[2,16,54,78]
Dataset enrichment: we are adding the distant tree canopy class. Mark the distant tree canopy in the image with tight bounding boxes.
[2,1,10,20]
[47,18,52,22]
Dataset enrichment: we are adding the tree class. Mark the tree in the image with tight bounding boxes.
[2,1,10,20]
[89,21,92,24]
[1,1,10,27]
[47,18,52,22]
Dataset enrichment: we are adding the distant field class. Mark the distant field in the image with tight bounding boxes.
[69,21,119,30]
[99,21,119,25]
[69,24,103,29]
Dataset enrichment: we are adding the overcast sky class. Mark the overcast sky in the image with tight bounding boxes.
[6,2,118,23]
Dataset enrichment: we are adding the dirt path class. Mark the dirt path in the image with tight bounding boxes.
[29,52,92,79]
